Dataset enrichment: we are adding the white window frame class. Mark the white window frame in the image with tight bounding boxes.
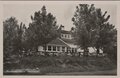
[53,46,56,51]
[48,46,51,51]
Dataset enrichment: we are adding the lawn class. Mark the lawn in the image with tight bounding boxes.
[3,55,117,75]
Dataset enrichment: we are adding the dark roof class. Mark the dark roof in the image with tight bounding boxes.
[61,38,75,44]
[47,38,69,47]
[61,30,71,34]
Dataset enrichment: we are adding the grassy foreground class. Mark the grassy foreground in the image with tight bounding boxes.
[4,55,117,75]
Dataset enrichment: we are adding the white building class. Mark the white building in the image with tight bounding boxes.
[38,30,77,54]
[38,29,102,55]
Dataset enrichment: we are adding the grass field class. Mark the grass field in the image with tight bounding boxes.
[4,55,117,75]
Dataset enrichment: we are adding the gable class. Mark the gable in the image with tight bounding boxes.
[47,38,69,47]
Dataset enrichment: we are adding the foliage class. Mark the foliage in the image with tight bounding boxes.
[16,22,27,53]
[72,4,117,56]
[72,4,97,56]
[3,17,27,65]
[26,6,59,51]
[92,8,117,54]
[4,17,18,56]
[4,56,116,75]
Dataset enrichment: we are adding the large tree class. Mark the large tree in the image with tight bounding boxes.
[26,6,59,51]
[72,4,97,56]
[3,17,19,57]
[92,8,117,55]
[3,17,26,58]
[72,4,117,56]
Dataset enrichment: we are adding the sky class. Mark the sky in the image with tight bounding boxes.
[3,2,117,30]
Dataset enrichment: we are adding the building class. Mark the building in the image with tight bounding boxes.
[37,27,102,56]
[38,28,78,55]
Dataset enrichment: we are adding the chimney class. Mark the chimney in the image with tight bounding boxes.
[60,25,64,30]
[71,27,75,32]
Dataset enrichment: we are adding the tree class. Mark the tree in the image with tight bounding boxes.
[97,23,117,55]
[16,22,27,54]
[72,4,96,56]
[26,6,59,52]
[72,4,117,57]
[3,17,27,58]
[3,17,19,57]
[90,8,117,55]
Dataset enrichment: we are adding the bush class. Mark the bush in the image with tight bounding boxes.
[4,55,117,74]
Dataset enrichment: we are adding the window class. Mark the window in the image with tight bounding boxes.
[62,47,65,52]
[66,47,69,52]
[75,48,77,52]
[61,34,63,37]
[65,34,67,38]
[67,47,70,52]
[57,46,60,51]
[72,48,74,52]
[48,46,51,51]
[53,46,56,51]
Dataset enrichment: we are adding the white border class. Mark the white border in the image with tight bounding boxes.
[0,1,119,78]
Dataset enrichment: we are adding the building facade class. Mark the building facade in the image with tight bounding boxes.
[38,28,102,56]
[38,29,78,55]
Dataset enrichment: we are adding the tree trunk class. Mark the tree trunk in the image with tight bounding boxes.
[83,48,89,57]
[96,47,100,56]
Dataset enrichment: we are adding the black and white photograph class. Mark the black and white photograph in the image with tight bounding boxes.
[2,1,118,76]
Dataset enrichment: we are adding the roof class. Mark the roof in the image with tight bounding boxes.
[61,38,75,44]
[47,38,69,47]
[61,30,71,34]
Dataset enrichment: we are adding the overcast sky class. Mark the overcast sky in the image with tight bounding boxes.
[3,2,117,30]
